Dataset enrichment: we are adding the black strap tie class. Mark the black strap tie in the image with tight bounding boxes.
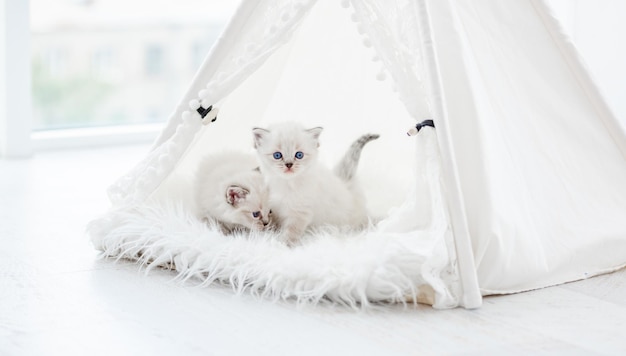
[415,119,435,132]
[407,119,435,136]
[197,105,217,122]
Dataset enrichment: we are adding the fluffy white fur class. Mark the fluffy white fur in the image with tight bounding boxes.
[87,201,432,308]
[253,122,369,245]
[88,122,457,308]
[195,151,273,233]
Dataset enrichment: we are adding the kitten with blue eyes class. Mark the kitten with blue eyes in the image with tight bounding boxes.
[195,151,274,235]
[252,121,378,245]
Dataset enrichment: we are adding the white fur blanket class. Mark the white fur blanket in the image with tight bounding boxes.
[87,202,458,308]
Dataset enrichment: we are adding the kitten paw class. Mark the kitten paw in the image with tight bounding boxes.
[285,237,301,248]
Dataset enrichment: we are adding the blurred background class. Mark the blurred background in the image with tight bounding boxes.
[0,0,624,157]
[29,0,237,130]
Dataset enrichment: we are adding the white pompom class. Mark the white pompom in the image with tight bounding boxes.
[205,86,215,97]
[376,71,386,81]
[350,13,358,22]
[363,38,372,47]
[188,99,200,110]
[357,24,365,34]
[145,167,158,178]
[175,123,185,135]
[201,99,211,108]
[136,178,148,191]
[198,89,208,99]
[340,0,350,8]
[158,154,172,167]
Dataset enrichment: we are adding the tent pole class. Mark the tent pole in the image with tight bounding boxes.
[416,0,482,309]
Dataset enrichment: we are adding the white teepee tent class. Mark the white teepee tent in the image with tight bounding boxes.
[88,0,626,309]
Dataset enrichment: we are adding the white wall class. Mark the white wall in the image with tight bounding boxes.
[548,0,626,125]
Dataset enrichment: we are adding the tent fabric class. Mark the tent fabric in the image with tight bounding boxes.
[95,0,466,308]
[89,0,626,309]
[426,0,626,293]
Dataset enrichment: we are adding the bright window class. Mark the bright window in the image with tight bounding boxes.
[30,0,238,131]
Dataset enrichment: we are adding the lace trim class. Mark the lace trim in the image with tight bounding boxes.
[108,0,318,207]
[341,0,433,120]
[105,0,460,308]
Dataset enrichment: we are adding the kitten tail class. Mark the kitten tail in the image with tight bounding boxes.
[334,133,380,181]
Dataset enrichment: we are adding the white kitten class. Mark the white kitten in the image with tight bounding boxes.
[252,122,377,245]
[195,151,273,234]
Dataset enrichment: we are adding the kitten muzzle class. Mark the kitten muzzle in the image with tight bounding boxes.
[283,161,296,174]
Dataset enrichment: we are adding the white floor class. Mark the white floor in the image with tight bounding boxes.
[1,144,625,356]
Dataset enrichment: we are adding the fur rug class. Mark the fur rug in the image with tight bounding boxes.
[87,201,457,308]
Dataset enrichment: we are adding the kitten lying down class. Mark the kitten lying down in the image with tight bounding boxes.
[194,151,274,234]
[194,124,377,244]
[253,121,378,246]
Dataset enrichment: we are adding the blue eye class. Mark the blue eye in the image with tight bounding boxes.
[295,151,304,159]
[273,152,282,160]
[252,211,260,218]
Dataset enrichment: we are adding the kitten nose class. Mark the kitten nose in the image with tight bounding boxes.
[262,220,269,226]
[285,162,293,169]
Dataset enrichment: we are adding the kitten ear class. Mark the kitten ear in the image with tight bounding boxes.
[252,128,270,149]
[226,185,250,207]
[306,127,323,147]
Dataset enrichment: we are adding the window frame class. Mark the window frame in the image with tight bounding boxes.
[1,0,32,158]
[1,0,164,158]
